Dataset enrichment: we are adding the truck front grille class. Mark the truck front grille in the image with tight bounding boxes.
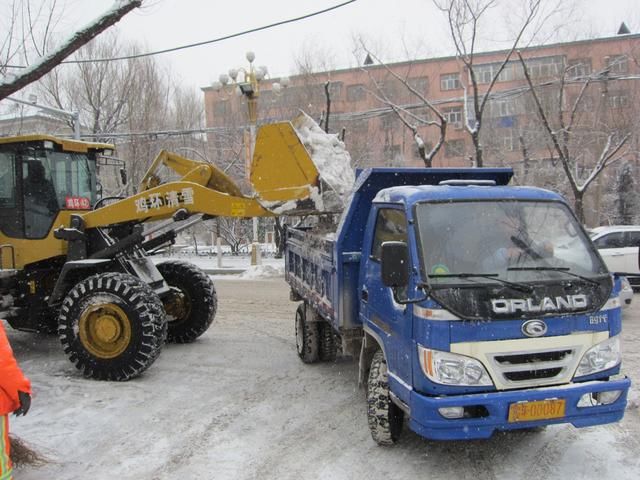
[489,348,576,386]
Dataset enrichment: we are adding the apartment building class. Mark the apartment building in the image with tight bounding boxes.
[203,32,638,176]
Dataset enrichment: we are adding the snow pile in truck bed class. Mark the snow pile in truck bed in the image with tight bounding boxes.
[292,112,355,213]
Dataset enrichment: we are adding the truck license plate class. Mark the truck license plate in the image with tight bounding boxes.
[508,399,566,422]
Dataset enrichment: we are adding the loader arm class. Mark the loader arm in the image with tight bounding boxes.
[80,180,272,230]
[139,150,244,198]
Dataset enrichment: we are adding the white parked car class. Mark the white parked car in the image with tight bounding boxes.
[619,276,634,308]
[589,225,640,291]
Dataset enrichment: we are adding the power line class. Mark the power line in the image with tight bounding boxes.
[1,0,357,69]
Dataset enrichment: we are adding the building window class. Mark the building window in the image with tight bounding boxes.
[608,91,630,109]
[520,55,565,79]
[381,113,395,130]
[408,76,429,95]
[328,81,343,99]
[440,73,461,91]
[605,55,628,74]
[499,128,515,151]
[384,144,403,166]
[445,139,465,157]
[475,62,514,84]
[443,106,463,129]
[213,100,228,117]
[347,84,366,102]
[568,94,594,112]
[567,58,592,78]
[490,99,514,117]
[349,119,369,134]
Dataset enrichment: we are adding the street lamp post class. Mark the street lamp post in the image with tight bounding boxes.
[213,52,288,266]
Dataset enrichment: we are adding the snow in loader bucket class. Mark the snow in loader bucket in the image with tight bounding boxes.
[250,112,355,215]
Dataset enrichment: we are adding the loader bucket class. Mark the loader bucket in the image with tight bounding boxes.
[251,112,355,215]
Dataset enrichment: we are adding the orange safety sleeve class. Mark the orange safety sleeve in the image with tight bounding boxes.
[0,322,31,416]
[0,414,12,480]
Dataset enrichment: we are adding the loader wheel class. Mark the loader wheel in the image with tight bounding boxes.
[58,273,167,381]
[367,350,404,445]
[319,322,337,362]
[156,261,217,343]
[295,303,319,363]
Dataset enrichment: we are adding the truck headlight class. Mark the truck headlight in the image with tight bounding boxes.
[418,345,493,386]
[575,336,621,378]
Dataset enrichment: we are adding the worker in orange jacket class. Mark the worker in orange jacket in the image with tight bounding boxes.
[0,321,31,480]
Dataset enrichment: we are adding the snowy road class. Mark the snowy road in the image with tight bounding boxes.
[8,278,640,480]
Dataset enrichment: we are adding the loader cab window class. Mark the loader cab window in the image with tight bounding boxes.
[49,151,96,209]
[0,152,16,208]
[20,149,97,239]
[371,208,408,261]
[0,151,24,238]
[22,156,59,239]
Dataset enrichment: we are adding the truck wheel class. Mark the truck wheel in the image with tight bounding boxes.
[156,261,217,343]
[319,322,337,362]
[295,304,319,363]
[367,350,404,445]
[58,273,167,381]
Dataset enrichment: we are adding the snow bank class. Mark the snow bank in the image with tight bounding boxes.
[292,112,355,212]
[239,264,284,279]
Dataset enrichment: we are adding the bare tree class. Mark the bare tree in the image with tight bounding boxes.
[434,0,559,167]
[38,32,144,140]
[517,51,631,223]
[360,48,447,167]
[0,0,143,100]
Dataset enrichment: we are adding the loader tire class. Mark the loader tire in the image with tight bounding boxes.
[319,322,337,362]
[367,350,403,445]
[58,273,167,381]
[295,303,319,363]
[156,261,217,343]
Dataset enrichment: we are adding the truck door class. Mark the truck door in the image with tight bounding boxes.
[361,207,413,384]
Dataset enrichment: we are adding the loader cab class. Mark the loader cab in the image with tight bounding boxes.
[0,135,112,241]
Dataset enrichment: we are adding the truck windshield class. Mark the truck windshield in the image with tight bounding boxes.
[415,200,607,287]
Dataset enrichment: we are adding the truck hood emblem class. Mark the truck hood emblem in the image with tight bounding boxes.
[522,319,547,337]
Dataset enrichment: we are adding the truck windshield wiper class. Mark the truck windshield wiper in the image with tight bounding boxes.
[427,273,534,293]
[507,267,600,286]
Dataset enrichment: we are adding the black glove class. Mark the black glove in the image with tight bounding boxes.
[13,391,31,416]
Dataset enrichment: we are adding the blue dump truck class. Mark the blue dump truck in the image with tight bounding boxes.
[285,167,631,445]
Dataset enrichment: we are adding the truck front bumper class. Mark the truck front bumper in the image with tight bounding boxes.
[408,376,630,440]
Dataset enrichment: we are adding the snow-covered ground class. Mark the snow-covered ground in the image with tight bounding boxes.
[150,253,285,277]
[5,270,640,479]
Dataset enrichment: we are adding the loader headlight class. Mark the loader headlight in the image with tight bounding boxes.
[418,345,493,386]
[575,336,621,378]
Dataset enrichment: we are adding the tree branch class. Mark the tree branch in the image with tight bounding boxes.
[0,0,142,100]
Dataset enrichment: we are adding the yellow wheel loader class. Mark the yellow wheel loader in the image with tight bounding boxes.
[0,115,354,380]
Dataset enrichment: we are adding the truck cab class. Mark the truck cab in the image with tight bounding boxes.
[366,182,628,441]
[286,167,630,444]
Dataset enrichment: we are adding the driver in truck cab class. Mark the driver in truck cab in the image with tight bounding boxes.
[481,208,554,271]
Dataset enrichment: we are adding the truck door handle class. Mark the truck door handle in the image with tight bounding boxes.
[361,289,369,302]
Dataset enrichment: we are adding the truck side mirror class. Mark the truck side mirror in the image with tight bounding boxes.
[381,241,409,288]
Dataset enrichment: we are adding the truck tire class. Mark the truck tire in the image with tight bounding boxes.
[295,303,319,363]
[58,272,167,381]
[319,322,337,362]
[367,350,404,445]
[156,261,217,343]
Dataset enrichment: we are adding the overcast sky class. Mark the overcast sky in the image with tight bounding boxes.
[53,0,640,92]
